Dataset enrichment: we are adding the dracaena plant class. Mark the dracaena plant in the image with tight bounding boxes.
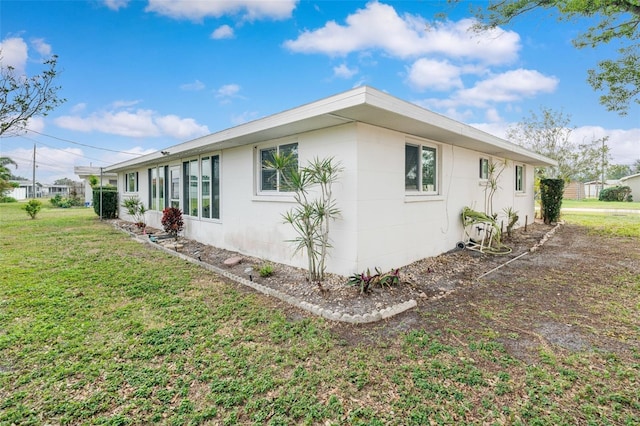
[268,155,342,285]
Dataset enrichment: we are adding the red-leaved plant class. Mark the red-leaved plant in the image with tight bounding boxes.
[161,207,184,240]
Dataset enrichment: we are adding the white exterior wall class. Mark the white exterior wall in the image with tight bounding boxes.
[351,123,536,274]
[116,122,537,276]
[622,175,640,200]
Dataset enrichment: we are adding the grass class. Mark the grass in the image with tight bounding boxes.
[1,201,639,425]
[559,198,640,237]
[561,199,640,210]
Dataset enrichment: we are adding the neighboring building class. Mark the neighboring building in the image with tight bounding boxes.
[74,166,118,204]
[105,86,555,276]
[620,173,640,200]
[6,181,44,200]
[563,181,585,200]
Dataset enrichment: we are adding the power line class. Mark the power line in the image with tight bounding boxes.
[18,134,108,164]
[17,128,145,156]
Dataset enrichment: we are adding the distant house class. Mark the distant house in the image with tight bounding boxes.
[74,166,118,204]
[620,173,640,200]
[105,86,555,276]
[6,181,43,200]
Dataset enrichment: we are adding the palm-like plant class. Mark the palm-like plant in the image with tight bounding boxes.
[269,155,342,285]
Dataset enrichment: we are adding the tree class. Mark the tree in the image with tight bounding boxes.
[608,164,632,179]
[632,159,640,174]
[506,107,610,182]
[1,54,65,136]
[0,156,18,196]
[53,177,76,185]
[468,0,640,115]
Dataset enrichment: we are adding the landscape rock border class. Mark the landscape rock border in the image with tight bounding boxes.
[117,221,561,323]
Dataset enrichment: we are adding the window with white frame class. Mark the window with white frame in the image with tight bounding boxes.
[183,159,199,216]
[181,156,220,219]
[200,155,220,219]
[515,164,524,192]
[259,142,298,192]
[405,142,438,193]
[148,166,167,210]
[126,172,138,192]
[479,158,489,180]
[169,166,180,208]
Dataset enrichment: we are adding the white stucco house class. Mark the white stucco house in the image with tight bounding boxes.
[105,86,555,276]
[620,173,640,200]
[74,166,118,204]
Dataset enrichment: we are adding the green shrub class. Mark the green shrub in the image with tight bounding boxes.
[540,178,564,224]
[23,199,42,219]
[259,262,274,278]
[50,194,83,208]
[0,196,17,203]
[92,187,118,218]
[599,186,632,202]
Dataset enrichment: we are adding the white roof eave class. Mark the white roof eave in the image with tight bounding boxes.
[105,86,556,172]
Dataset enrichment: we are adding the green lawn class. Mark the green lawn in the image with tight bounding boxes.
[1,202,639,425]
[562,199,640,210]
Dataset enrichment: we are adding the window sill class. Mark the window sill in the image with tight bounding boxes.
[404,194,444,203]
[252,194,297,203]
[515,191,527,197]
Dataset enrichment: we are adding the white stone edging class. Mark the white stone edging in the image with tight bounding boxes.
[121,228,416,323]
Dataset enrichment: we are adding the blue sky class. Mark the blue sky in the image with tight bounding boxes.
[1,0,639,183]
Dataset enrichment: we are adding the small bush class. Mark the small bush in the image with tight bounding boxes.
[122,197,147,228]
[161,207,184,240]
[348,267,401,294]
[599,186,632,202]
[23,199,42,219]
[0,196,17,203]
[92,187,118,218]
[50,194,84,208]
[259,262,274,277]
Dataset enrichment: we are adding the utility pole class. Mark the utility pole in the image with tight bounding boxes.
[32,144,36,198]
[601,138,605,196]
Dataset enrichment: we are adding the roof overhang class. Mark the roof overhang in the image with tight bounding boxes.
[105,86,556,172]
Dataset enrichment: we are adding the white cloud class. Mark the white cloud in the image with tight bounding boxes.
[215,83,244,104]
[145,0,297,21]
[110,99,141,109]
[155,115,210,139]
[333,63,358,79]
[0,37,28,74]
[30,38,52,56]
[71,103,87,114]
[104,0,130,11]
[231,111,259,126]
[571,126,640,165]
[180,80,205,91]
[284,2,520,64]
[484,108,503,123]
[211,25,234,40]
[4,145,85,182]
[453,69,558,107]
[406,58,462,91]
[55,106,210,140]
[471,122,640,166]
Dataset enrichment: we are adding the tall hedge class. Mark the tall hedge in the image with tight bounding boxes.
[92,187,118,219]
[540,178,564,224]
